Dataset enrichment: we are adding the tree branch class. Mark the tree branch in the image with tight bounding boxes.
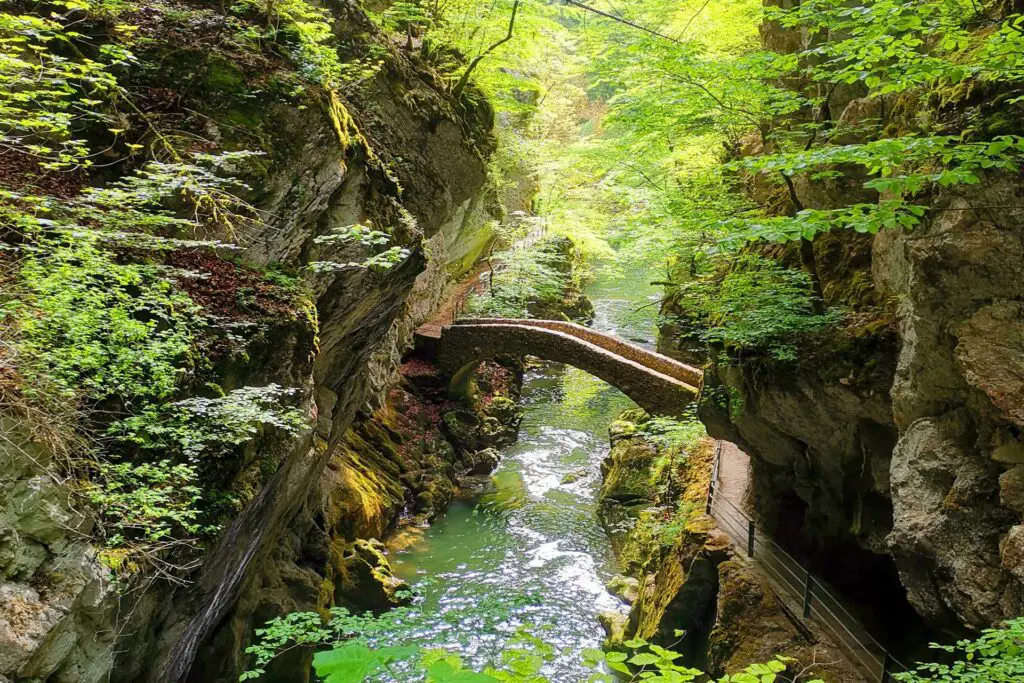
[452,0,520,100]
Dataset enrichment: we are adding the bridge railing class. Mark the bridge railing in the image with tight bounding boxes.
[707,443,910,683]
[450,317,703,387]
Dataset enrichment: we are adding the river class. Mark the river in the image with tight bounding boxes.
[378,269,662,680]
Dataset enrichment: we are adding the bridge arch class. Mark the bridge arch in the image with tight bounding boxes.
[422,319,701,416]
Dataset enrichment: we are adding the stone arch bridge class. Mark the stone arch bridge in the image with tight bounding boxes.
[416,319,702,415]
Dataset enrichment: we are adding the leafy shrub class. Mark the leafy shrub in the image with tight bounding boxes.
[111,384,306,460]
[666,256,841,361]
[88,460,208,562]
[12,237,202,403]
[464,237,579,318]
[241,604,813,682]
[894,617,1024,683]
[242,610,1024,682]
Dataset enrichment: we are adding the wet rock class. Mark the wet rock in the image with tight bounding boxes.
[337,539,411,612]
[606,575,640,604]
[598,610,629,648]
[955,301,1024,427]
[465,448,500,475]
[442,409,482,452]
[1000,525,1024,581]
[598,427,658,506]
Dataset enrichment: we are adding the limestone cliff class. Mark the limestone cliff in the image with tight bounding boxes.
[0,2,499,682]
[671,0,1024,643]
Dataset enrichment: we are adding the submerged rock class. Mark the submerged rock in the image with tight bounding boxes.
[560,468,589,485]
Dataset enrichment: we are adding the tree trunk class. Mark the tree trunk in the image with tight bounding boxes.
[781,172,825,312]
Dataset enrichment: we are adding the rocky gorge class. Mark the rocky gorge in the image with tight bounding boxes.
[3,0,1024,682]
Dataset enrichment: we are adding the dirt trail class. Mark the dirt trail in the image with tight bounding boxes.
[417,263,489,338]
[715,440,751,511]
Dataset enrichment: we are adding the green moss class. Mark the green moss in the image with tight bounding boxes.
[203,56,248,95]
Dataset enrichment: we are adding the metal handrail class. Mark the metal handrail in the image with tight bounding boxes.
[706,443,909,682]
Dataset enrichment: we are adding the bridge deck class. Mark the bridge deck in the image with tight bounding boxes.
[419,317,703,415]
[451,318,702,386]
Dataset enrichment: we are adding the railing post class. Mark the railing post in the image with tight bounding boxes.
[747,520,755,558]
[706,480,714,516]
[879,653,890,683]
[802,572,814,619]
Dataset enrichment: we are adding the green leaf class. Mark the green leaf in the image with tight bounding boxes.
[426,661,501,683]
[628,653,660,666]
[312,643,381,683]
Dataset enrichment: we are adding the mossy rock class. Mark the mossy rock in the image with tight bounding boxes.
[607,574,641,604]
[598,435,659,506]
[336,539,411,611]
[465,447,500,475]
[599,610,630,649]
[441,409,481,451]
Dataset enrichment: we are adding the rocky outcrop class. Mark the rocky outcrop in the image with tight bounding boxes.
[596,416,860,680]
[673,2,1024,642]
[874,180,1024,630]
[0,419,117,683]
[0,2,499,682]
[696,155,1024,641]
[524,236,595,323]
[707,561,860,682]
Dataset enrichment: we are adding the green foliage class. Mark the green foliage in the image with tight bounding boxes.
[639,415,705,452]
[0,2,324,579]
[666,256,840,361]
[377,0,434,35]
[0,8,126,169]
[111,385,306,460]
[894,617,1024,683]
[87,460,208,552]
[241,590,544,681]
[310,215,414,273]
[11,236,201,403]
[242,607,812,683]
[231,0,382,90]
[464,237,575,318]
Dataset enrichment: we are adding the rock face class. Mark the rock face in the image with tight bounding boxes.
[0,3,500,682]
[874,181,1024,629]
[0,419,117,683]
[596,416,860,680]
[686,13,1024,640]
[697,178,1024,636]
[707,561,860,682]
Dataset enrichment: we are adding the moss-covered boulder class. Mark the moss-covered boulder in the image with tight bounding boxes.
[335,539,410,612]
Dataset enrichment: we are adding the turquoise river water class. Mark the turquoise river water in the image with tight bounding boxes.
[379,271,662,680]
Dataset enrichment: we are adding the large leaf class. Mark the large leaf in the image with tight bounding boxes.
[426,660,502,683]
[312,643,381,683]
